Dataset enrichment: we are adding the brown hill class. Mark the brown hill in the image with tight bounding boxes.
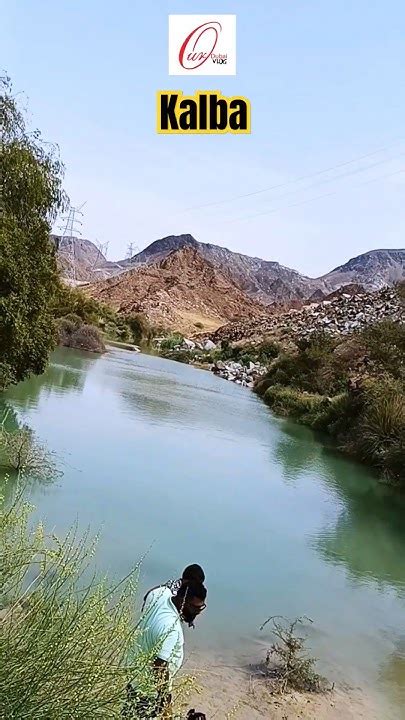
[87,246,268,333]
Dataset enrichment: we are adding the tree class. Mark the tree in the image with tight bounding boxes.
[0,75,67,388]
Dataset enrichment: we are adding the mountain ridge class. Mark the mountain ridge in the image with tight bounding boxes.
[55,232,405,303]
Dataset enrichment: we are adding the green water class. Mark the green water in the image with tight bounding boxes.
[2,347,405,717]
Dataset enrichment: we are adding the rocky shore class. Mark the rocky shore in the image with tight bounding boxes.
[211,360,267,387]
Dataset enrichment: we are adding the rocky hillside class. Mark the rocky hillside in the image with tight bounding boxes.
[124,234,329,303]
[202,286,404,345]
[123,236,405,302]
[56,233,405,302]
[52,235,110,281]
[321,248,405,291]
[87,246,268,333]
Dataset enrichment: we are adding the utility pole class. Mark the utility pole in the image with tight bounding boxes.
[58,203,85,283]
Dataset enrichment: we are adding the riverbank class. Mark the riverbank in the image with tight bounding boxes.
[254,320,404,487]
[185,652,387,720]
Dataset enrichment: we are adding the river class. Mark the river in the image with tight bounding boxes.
[2,347,405,718]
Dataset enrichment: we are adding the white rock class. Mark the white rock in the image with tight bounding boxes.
[204,339,217,350]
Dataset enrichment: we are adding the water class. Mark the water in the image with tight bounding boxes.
[2,347,405,717]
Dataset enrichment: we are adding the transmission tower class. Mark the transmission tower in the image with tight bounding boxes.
[58,203,85,282]
[126,242,140,260]
[90,240,110,277]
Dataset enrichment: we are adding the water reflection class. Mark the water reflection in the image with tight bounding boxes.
[3,348,94,410]
[0,400,62,500]
[275,422,405,595]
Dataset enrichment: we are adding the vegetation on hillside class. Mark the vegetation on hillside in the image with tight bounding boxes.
[0,76,66,389]
[255,318,405,485]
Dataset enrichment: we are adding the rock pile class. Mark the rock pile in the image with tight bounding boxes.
[204,287,404,344]
[211,360,267,388]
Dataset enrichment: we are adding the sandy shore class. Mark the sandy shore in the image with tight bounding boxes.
[179,652,390,720]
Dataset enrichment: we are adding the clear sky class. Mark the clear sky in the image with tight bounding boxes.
[3,0,405,276]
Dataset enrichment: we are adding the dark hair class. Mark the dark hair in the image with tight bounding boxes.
[178,578,207,602]
[182,564,205,584]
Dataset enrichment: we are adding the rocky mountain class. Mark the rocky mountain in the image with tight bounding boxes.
[120,236,405,302]
[52,235,110,282]
[87,246,268,333]
[202,286,404,345]
[56,232,405,303]
[124,234,329,303]
[322,249,405,291]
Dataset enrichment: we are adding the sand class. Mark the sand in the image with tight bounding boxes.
[179,652,389,720]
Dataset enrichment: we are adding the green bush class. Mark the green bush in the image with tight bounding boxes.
[349,379,405,483]
[160,334,184,351]
[360,320,405,380]
[0,494,171,719]
[264,385,325,419]
[159,349,190,364]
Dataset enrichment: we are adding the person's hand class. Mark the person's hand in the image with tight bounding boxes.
[186,709,207,720]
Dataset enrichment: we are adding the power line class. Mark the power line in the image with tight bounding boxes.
[225,166,405,224]
[179,139,404,214]
[225,151,405,222]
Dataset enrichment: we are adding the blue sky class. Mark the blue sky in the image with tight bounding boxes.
[3,0,405,276]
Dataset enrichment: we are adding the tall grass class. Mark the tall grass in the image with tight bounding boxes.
[350,382,405,483]
[0,489,192,719]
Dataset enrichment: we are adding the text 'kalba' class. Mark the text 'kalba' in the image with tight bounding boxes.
[157,91,251,134]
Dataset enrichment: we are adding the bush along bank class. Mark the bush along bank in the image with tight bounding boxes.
[254,320,405,486]
[53,285,154,353]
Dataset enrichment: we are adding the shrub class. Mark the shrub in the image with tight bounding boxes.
[53,284,102,325]
[160,349,190,364]
[257,340,280,361]
[69,324,106,353]
[59,322,106,354]
[259,616,327,694]
[0,494,157,719]
[194,322,204,330]
[160,334,184,351]
[264,385,325,420]
[360,320,405,380]
[126,313,149,342]
[349,379,405,483]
